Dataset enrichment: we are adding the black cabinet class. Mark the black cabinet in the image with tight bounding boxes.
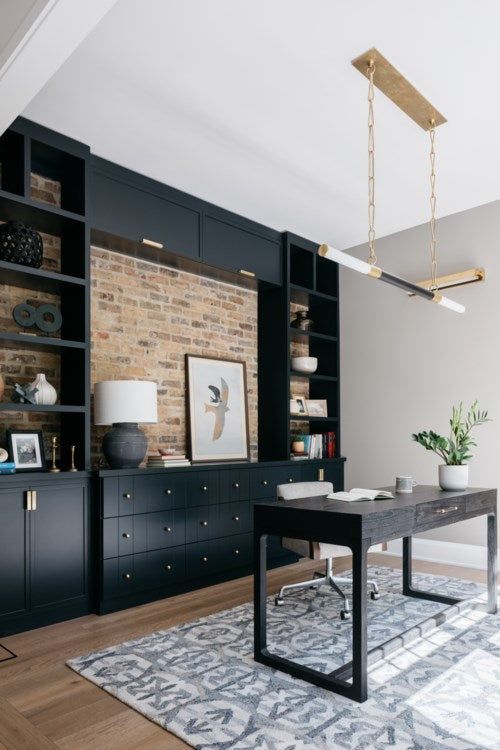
[0,477,91,636]
[203,215,281,285]
[91,169,200,260]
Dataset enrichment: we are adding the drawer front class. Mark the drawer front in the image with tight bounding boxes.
[219,532,252,569]
[415,497,467,530]
[186,540,217,579]
[136,546,186,590]
[186,505,220,543]
[187,471,219,506]
[217,501,251,537]
[186,533,251,580]
[219,469,250,502]
[102,477,135,517]
[135,474,187,513]
[146,509,186,551]
[118,515,148,556]
[102,555,138,598]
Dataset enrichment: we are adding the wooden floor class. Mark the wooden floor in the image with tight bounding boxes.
[0,554,494,750]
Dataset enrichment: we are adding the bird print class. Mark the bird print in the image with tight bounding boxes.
[204,377,229,441]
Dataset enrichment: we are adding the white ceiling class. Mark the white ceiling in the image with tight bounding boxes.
[23,0,500,249]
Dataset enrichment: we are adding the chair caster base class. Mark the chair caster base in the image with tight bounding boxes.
[274,596,284,606]
[340,609,351,621]
[370,591,380,600]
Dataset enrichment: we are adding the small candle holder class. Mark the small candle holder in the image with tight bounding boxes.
[69,445,77,472]
[49,436,60,473]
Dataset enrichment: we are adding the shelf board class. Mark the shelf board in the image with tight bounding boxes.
[0,189,85,237]
[289,328,338,343]
[289,371,338,382]
[289,416,338,422]
[0,332,87,351]
[0,403,85,413]
[290,284,338,304]
[0,259,85,293]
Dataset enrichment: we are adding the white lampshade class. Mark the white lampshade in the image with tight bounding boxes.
[94,380,158,425]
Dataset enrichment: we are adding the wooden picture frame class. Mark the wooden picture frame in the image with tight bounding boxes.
[290,395,308,416]
[186,354,250,463]
[7,429,46,472]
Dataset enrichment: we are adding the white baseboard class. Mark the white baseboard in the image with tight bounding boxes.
[379,538,500,572]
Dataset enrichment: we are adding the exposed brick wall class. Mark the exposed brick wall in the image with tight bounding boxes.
[90,247,258,463]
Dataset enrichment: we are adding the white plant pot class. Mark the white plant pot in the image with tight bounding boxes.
[29,373,57,405]
[439,464,469,491]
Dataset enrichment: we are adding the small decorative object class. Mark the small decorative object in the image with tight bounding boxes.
[291,310,314,331]
[291,356,318,374]
[291,440,306,455]
[12,301,62,335]
[7,430,46,472]
[0,447,8,462]
[49,436,60,473]
[28,373,57,405]
[290,396,308,416]
[0,373,4,400]
[412,401,490,491]
[305,399,328,417]
[0,221,43,268]
[94,380,158,469]
[69,445,77,472]
[395,476,418,494]
[12,382,38,404]
[186,355,250,462]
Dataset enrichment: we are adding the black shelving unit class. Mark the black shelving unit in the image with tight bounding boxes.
[0,119,91,470]
[258,232,341,461]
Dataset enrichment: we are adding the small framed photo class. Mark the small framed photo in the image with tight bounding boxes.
[7,430,46,472]
[290,395,308,416]
[305,399,328,417]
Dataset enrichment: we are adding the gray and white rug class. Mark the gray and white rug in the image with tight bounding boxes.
[68,567,500,749]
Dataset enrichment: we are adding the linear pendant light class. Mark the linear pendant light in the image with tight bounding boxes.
[318,48,465,314]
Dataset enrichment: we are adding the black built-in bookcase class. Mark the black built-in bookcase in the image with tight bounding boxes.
[0,118,91,470]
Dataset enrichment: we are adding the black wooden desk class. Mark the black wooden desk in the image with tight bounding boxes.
[253,485,497,703]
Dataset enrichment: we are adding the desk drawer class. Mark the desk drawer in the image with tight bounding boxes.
[415,497,467,529]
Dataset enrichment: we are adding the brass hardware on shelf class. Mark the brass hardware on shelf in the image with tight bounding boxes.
[201,520,208,527]
[435,506,458,514]
[141,238,164,249]
[122,533,131,539]
[164,564,172,572]
[164,526,172,533]
[123,493,132,500]
[26,490,32,511]
[318,468,325,481]
[122,573,132,580]
[239,269,255,278]
[69,445,77,472]
[31,490,37,510]
[233,515,240,522]
[49,436,60,473]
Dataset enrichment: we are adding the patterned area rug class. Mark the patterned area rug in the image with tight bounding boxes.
[68,567,500,749]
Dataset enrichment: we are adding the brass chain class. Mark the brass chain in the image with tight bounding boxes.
[429,121,438,290]
[367,61,377,266]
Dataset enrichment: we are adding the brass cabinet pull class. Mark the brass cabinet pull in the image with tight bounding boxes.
[164,563,172,572]
[201,520,208,527]
[26,490,32,511]
[123,493,132,500]
[165,489,172,495]
[239,269,256,278]
[122,573,132,581]
[202,556,208,563]
[435,505,459,514]
[261,480,268,486]
[141,238,164,249]
[288,478,294,483]
[31,490,37,510]
[234,549,240,555]
[164,526,172,533]
[201,485,208,492]
[233,515,240,522]
[233,482,239,489]
[318,468,325,481]
[122,532,131,539]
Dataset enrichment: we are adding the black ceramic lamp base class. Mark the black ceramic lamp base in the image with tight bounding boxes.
[102,422,148,469]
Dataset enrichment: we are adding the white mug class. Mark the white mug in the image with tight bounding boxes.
[396,476,417,493]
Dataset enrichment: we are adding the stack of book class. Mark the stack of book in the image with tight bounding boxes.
[290,431,336,460]
[146,453,191,469]
[0,462,16,475]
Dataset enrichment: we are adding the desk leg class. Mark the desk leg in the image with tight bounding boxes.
[487,513,497,614]
[352,539,369,702]
[402,536,412,595]
[254,531,268,655]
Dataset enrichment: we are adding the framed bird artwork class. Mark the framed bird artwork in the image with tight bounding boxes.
[186,355,250,463]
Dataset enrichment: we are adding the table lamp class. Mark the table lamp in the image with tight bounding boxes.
[94,380,158,469]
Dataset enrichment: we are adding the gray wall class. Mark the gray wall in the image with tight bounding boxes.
[341,200,499,547]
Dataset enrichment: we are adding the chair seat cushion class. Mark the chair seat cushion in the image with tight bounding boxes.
[281,537,351,561]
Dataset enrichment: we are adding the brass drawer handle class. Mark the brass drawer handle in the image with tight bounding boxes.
[122,532,131,539]
[288,478,294,483]
[202,556,208,563]
[122,573,132,581]
[239,269,255,278]
[435,505,459,514]
[165,489,172,495]
[201,485,208,491]
[234,549,240,555]
[141,237,164,249]
[164,563,172,572]
[164,526,172,533]
[123,493,132,500]
[233,515,240,522]
[201,520,208,527]
[233,482,239,489]
[261,480,268,486]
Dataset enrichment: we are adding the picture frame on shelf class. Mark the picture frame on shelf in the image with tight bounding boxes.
[290,395,308,416]
[186,354,250,462]
[7,429,46,472]
[305,399,328,417]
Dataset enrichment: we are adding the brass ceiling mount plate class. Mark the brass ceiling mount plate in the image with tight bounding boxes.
[351,48,447,131]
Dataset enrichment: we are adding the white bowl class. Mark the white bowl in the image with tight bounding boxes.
[291,356,318,374]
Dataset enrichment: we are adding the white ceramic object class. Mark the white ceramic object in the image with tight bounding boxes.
[29,373,57,405]
[0,447,8,462]
[439,464,469,491]
[291,356,318,374]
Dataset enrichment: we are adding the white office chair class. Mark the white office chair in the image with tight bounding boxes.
[275,481,379,619]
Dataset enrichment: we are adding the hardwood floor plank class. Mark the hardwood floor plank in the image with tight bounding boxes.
[0,698,58,750]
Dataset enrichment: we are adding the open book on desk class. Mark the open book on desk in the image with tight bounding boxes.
[327,488,394,502]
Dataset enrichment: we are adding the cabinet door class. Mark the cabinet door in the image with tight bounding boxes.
[0,489,29,621]
[203,215,281,285]
[30,483,89,611]
[92,171,200,260]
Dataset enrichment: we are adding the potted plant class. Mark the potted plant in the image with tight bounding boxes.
[412,401,490,490]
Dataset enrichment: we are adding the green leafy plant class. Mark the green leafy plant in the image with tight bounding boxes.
[412,401,490,465]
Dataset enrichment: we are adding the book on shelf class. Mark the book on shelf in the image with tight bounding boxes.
[146,454,191,468]
[328,488,394,502]
[290,431,336,460]
[0,462,16,474]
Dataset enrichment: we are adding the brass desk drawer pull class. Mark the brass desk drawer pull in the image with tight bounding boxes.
[435,505,459,514]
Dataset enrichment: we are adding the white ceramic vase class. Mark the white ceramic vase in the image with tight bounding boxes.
[29,373,57,405]
[439,464,468,491]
